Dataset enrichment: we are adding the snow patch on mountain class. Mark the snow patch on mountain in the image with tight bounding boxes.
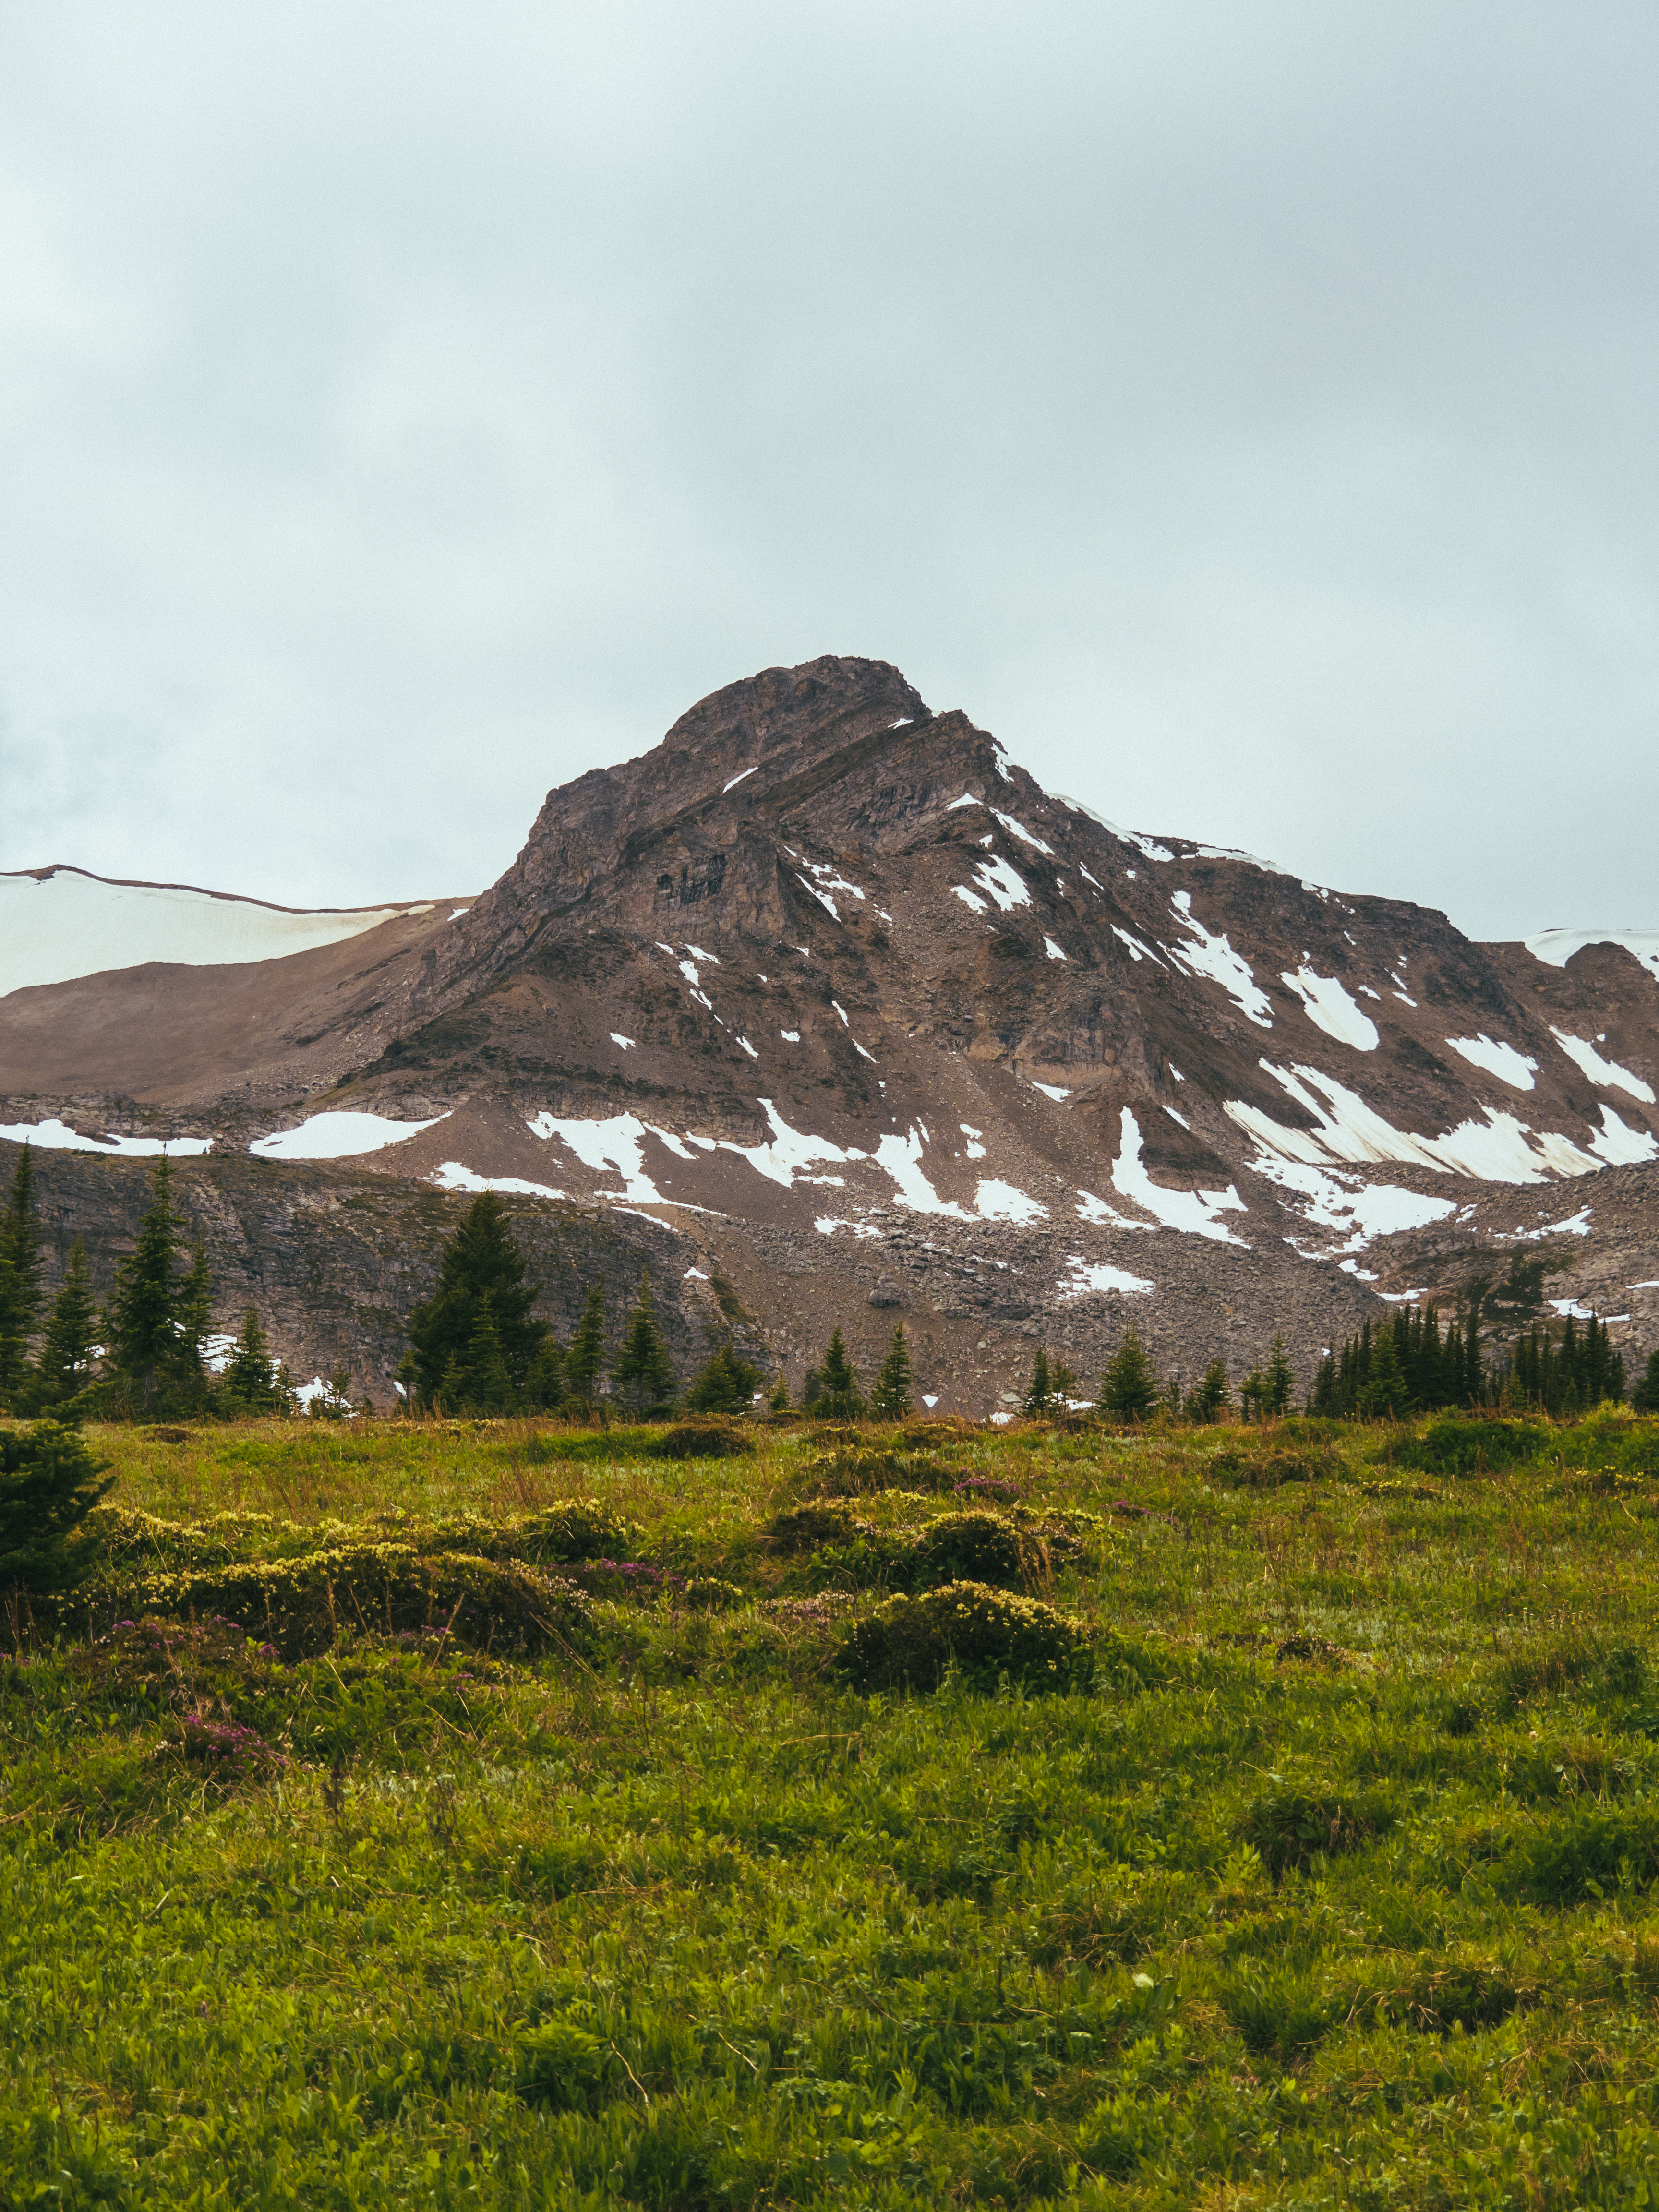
[1551,1029,1656,1104]
[251,1110,450,1160]
[0,1116,213,1158]
[1059,1256,1155,1299]
[1447,1034,1537,1091]
[1526,927,1659,984]
[1251,1156,1456,1258]
[1111,1109,1249,1245]
[1226,1062,1600,1182]
[1163,895,1273,1027]
[428,1162,566,1200]
[0,866,429,998]
[1281,966,1379,1051]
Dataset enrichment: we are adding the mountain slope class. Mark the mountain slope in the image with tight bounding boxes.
[5,655,1658,1407]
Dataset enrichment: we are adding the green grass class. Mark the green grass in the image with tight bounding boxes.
[7,1407,1659,2205]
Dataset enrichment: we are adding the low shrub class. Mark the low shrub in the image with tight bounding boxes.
[1210,1446,1336,1489]
[1503,1803,1659,1904]
[48,1545,596,1662]
[1395,1417,1554,1476]
[646,1422,754,1461]
[909,1510,1026,1590]
[680,1577,745,1612]
[801,1450,955,1498]
[835,1579,1093,1693]
[763,1503,859,1554]
[1237,1784,1395,1881]
[513,2017,620,2112]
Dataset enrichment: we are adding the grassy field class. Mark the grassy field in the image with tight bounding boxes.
[5,1406,1659,2208]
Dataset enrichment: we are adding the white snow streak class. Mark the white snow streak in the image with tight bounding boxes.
[1043,936,1066,961]
[610,1033,636,1050]
[1447,1034,1538,1091]
[0,1117,213,1158]
[1551,1029,1656,1104]
[251,1110,449,1161]
[1526,928,1659,984]
[1163,894,1273,1026]
[722,766,758,793]
[427,1163,565,1200]
[0,867,431,998]
[1280,966,1379,1050]
[1225,1062,1599,1182]
[1111,1109,1249,1244]
[1058,1256,1154,1300]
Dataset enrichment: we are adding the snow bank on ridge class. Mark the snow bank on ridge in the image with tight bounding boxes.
[1281,966,1378,1050]
[1447,1034,1537,1091]
[1525,928,1659,984]
[1551,1029,1656,1105]
[252,1110,451,1160]
[1225,1062,1599,1182]
[0,1116,212,1157]
[1111,1109,1249,1244]
[0,866,428,998]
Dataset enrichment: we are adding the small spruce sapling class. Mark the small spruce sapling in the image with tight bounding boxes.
[612,1270,678,1419]
[1101,1331,1159,1422]
[222,1308,283,1414]
[812,1329,866,1420]
[1022,1348,1052,1418]
[870,1326,913,1420]
[0,1145,45,1401]
[685,1337,764,1415]
[0,1421,114,1591]
[1634,1347,1659,1414]
[36,1241,101,1409]
[565,1282,609,1413]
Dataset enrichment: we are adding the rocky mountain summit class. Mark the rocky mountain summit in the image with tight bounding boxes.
[5,654,1659,1408]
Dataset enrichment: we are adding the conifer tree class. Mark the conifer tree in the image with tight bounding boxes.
[407,1194,547,1407]
[1634,1347,1659,1415]
[612,1270,678,1419]
[37,1241,101,1406]
[171,1239,216,1406]
[564,1282,608,1412]
[810,1329,866,1419]
[1022,1347,1052,1418]
[1360,1328,1411,1419]
[222,1308,283,1414]
[1264,1337,1295,1419]
[0,1421,115,1590]
[871,1327,913,1420]
[108,1157,185,1411]
[0,1145,46,1400]
[768,1375,791,1412]
[461,1293,514,1414]
[685,1335,764,1414]
[525,1337,567,1413]
[1101,1331,1158,1422]
[1186,1358,1230,1423]
[1238,1369,1267,1422]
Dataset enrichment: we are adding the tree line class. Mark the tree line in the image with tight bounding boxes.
[6,1143,1659,1425]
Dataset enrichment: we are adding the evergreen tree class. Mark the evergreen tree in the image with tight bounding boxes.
[564,1282,608,1412]
[0,1421,115,1591]
[1022,1347,1052,1418]
[1101,1331,1159,1422]
[36,1241,101,1406]
[171,1239,216,1405]
[407,1194,547,1406]
[460,1293,514,1413]
[768,1375,791,1412]
[0,1145,46,1400]
[525,1337,567,1413]
[810,1329,866,1419]
[1359,1328,1411,1419]
[108,1157,185,1411]
[1238,1369,1268,1422]
[222,1308,283,1414]
[1264,1336,1295,1419]
[685,1336,764,1414]
[1186,1359,1230,1423]
[612,1271,678,1418]
[1634,1347,1659,1415]
[871,1327,913,1420]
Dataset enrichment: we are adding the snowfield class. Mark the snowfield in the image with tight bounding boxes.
[250,1111,451,1161]
[0,1117,212,1157]
[0,866,435,998]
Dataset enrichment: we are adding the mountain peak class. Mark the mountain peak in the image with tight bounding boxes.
[653,656,932,788]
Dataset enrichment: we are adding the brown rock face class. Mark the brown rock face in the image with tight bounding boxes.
[5,654,1659,1405]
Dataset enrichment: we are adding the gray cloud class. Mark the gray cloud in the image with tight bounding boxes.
[1,0,1654,938]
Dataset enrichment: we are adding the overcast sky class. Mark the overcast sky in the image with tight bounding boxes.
[1,3,1654,940]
